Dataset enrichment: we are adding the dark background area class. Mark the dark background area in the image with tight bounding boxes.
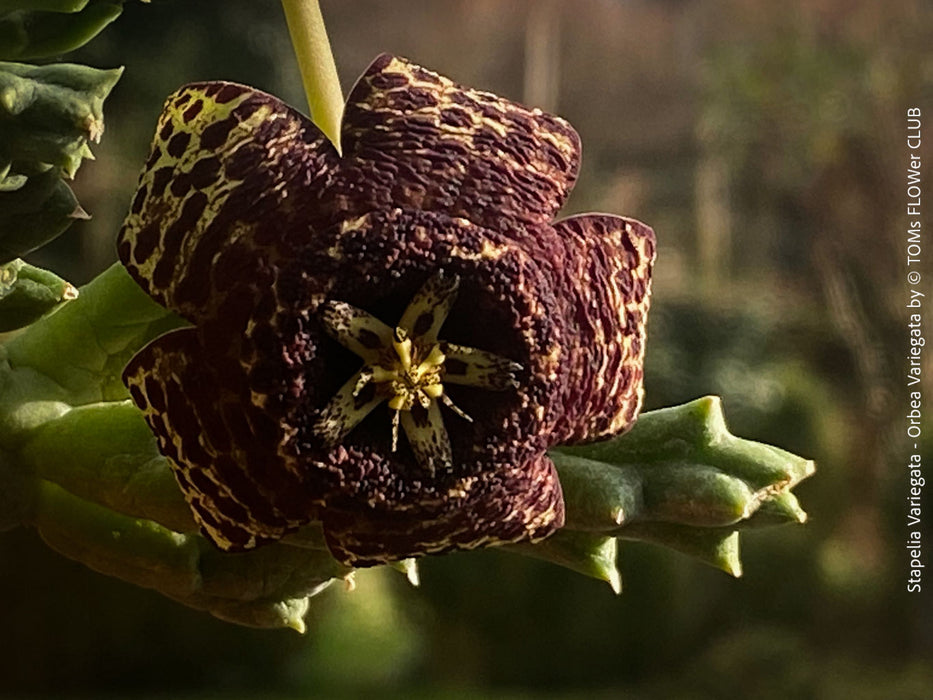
[2,0,932,697]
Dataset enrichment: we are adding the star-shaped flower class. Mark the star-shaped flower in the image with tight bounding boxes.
[314,271,523,474]
[118,54,656,566]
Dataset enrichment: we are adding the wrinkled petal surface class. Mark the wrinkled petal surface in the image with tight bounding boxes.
[118,55,655,566]
[119,81,340,323]
[339,54,581,229]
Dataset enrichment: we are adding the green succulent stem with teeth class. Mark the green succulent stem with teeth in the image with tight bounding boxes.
[315,272,521,473]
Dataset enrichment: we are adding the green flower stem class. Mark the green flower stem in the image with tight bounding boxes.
[33,478,349,630]
[280,0,343,153]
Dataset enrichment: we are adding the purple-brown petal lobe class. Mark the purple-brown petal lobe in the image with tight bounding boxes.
[546,214,655,443]
[117,81,339,324]
[123,327,308,550]
[339,54,581,230]
[321,452,565,567]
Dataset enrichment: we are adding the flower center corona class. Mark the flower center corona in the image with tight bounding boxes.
[314,272,521,473]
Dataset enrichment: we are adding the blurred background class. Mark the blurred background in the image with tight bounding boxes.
[3,0,933,697]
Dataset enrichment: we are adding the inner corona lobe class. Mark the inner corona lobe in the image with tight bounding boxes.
[314,271,521,473]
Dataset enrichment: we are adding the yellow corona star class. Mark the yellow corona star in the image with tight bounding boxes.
[314,271,521,473]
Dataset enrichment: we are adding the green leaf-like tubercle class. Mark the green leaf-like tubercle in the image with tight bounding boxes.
[0,258,76,331]
[0,61,122,261]
[0,170,88,264]
[527,396,814,586]
[0,1,126,61]
[508,530,622,593]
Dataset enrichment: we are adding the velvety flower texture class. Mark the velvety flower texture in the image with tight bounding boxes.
[118,54,656,566]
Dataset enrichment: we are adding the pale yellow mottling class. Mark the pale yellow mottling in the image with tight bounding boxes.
[449,238,510,262]
[125,90,291,306]
[340,213,370,232]
[369,57,576,219]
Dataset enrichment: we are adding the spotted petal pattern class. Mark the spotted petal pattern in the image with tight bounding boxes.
[119,82,339,322]
[123,328,304,550]
[340,54,581,230]
[118,55,656,567]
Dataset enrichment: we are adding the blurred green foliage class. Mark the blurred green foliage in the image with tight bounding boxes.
[0,0,143,61]
[0,61,121,264]
[1,0,931,697]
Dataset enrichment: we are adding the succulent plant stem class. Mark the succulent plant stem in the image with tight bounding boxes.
[280,0,343,153]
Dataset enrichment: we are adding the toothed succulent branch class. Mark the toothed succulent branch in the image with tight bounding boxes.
[0,1,813,630]
[1,1,133,326]
[0,264,812,624]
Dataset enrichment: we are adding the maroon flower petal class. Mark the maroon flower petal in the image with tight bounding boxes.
[321,453,564,567]
[546,214,656,444]
[339,54,581,229]
[117,81,339,324]
[123,327,309,550]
